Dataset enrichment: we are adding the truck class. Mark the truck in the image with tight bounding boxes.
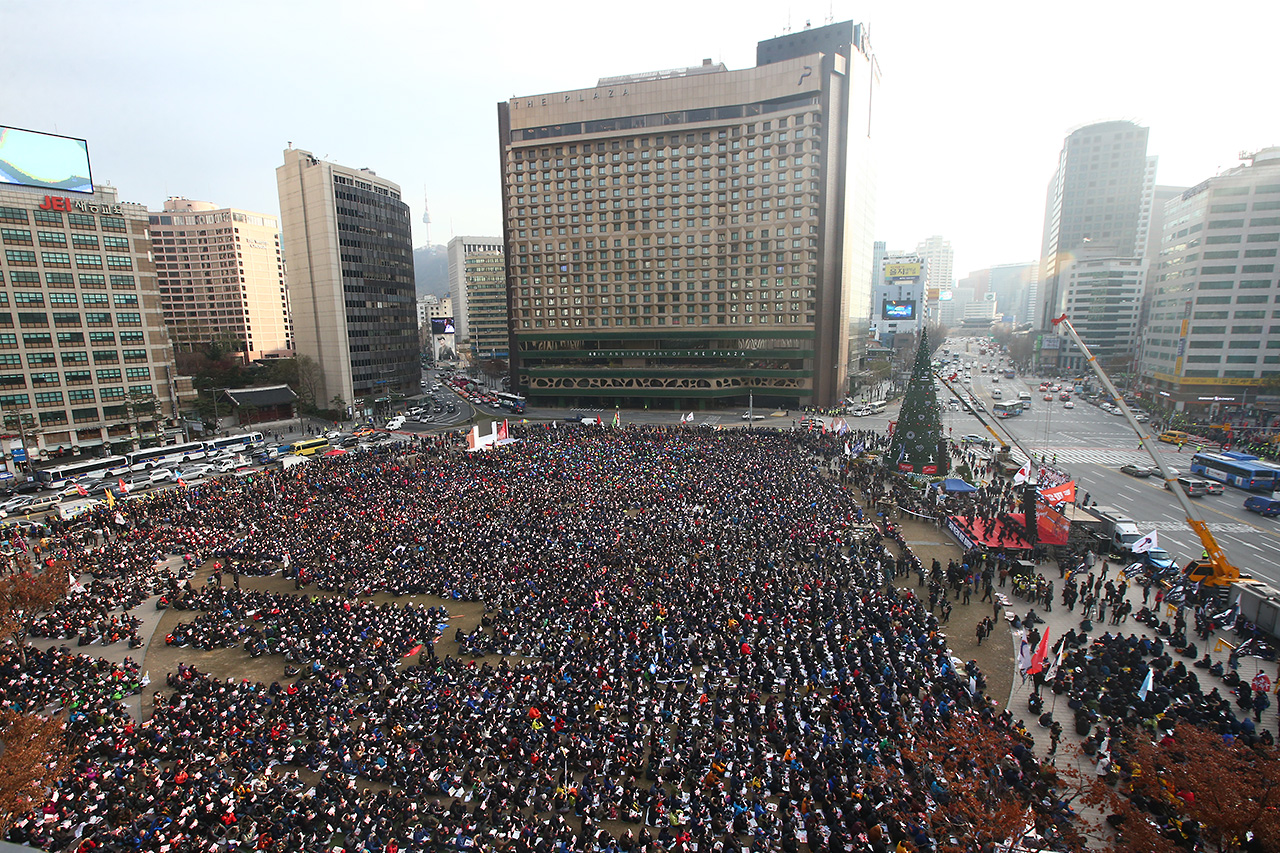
[1089,505,1142,555]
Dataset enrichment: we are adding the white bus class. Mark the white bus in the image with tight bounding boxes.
[35,455,130,489]
[127,441,208,471]
[203,432,264,456]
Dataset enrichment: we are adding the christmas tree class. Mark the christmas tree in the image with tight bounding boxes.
[887,329,948,476]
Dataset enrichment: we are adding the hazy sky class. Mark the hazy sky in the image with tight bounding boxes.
[4,0,1276,277]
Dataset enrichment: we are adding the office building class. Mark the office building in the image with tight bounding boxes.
[447,236,503,347]
[1138,148,1280,415]
[0,182,186,456]
[150,198,292,362]
[957,262,1038,326]
[276,148,418,411]
[914,234,954,317]
[446,236,507,365]
[1039,120,1151,365]
[871,240,887,291]
[1055,247,1146,371]
[873,253,926,346]
[496,20,879,408]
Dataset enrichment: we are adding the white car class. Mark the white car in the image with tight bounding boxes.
[741,413,766,420]
[171,464,214,481]
[212,456,250,474]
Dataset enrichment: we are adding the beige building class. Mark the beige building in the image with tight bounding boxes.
[150,198,292,362]
[446,236,503,347]
[0,182,186,456]
[497,21,879,409]
[276,149,419,410]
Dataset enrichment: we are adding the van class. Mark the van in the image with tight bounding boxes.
[1245,496,1280,517]
[866,401,887,415]
[15,494,60,517]
[386,416,406,430]
[1159,430,1192,445]
[1167,476,1208,497]
[990,388,1003,399]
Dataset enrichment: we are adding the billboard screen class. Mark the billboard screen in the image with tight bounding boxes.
[883,300,916,320]
[430,317,455,335]
[884,262,922,280]
[0,126,93,194]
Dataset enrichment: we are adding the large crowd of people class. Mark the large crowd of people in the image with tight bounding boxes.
[1,425,1080,851]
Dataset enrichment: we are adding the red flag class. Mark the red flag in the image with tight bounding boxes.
[177,478,189,488]
[1027,629,1050,675]
[118,478,129,494]
[403,643,423,658]
[75,483,88,497]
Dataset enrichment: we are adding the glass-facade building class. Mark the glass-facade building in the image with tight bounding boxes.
[277,149,418,410]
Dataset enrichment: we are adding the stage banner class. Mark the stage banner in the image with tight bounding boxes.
[1039,480,1076,505]
[945,516,975,551]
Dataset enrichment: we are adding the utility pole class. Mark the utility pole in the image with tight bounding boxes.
[0,403,33,476]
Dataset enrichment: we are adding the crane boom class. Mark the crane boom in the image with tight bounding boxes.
[934,370,1036,477]
[1049,315,1240,585]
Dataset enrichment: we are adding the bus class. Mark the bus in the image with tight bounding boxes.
[1002,368,1016,379]
[495,392,526,414]
[204,432,264,456]
[289,437,330,457]
[34,455,129,488]
[993,401,1025,419]
[1189,451,1280,492]
[127,441,208,471]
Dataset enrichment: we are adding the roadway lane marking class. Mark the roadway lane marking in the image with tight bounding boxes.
[1243,541,1265,551]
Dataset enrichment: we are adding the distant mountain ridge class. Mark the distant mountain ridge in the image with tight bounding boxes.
[413,245,449,299]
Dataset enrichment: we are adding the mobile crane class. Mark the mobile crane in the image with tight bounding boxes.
[1050,314,1241,586]
[934,370,1035,478]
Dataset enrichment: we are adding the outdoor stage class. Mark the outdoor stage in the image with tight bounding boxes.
[945,512,1069,551]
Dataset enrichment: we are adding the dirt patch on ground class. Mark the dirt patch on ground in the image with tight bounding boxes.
[140,567,488,718]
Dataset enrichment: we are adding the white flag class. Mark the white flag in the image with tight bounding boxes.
[1132,530,1158,554]
[1138,667,1154,701]
[1013,461,1031,485]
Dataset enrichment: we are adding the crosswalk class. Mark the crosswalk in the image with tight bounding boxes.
[999,447,1166,467]
[1132,519,1259,534]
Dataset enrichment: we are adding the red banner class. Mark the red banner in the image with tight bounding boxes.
[898,463,914,472]
[922,464,937,474]
[1039,480,1076,505]
[1035,502,1071,546]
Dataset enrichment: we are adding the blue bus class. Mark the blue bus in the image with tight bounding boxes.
[495,392,525,414]
[992,401,1024,419]
[1189,451,1280,492]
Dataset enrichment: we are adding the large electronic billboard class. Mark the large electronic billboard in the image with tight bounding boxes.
[430,317,456,335]
[0,126,94,194]
[883,300,916,320]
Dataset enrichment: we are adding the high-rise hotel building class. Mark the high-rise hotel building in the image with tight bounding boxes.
[497,21,879,408]
[0,182,184,456]
[150,198,293,362]
[277,149,419,410]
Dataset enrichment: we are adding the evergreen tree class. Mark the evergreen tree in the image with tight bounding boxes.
[887,329,948,476]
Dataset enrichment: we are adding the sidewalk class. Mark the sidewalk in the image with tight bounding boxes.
[1004,562,1280,764]
[26,554,190,719]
